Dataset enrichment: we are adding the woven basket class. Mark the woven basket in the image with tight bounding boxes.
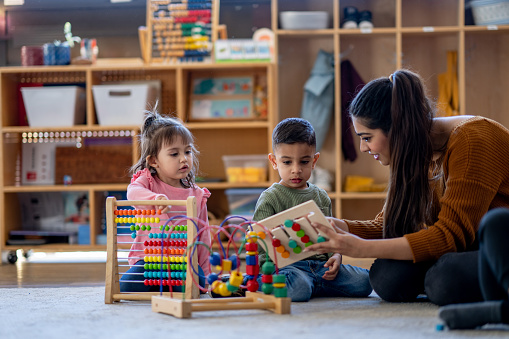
[471,0,509,25]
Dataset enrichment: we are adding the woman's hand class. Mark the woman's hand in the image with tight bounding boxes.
[305,222,366,258]
[306,222,415,261]
[326,217,349,232]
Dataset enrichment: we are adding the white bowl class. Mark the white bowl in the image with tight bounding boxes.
[280,11,329,30]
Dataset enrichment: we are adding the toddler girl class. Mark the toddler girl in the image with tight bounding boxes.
[120,109,211,292]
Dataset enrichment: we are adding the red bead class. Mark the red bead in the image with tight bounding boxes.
[291,223,300,231]
[246,279,259,292]
[272,238,281,247]
[246,243,258,251]
[144,241,149,246]
[144,279,149,285]
[246,265,260,276]
[301,235,310,243]
[261,274,273,283]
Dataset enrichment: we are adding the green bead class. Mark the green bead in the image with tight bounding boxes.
[147,226,151,231]
[305,241,313,247]
[144,263,149,269]
[274,287,287,298]
[261,261,275,275]
[283,219,293,228]
[226,282,239,292]
[261,283,273,295]
[130,225,135,231]
[273,274,285,284]
[135,225,140,231]
[288,239,297,248]
[296,230,305,237]
[165,225,170,231]
[293,246,302,254]
[141,225,146,231]
[317,236,326,243]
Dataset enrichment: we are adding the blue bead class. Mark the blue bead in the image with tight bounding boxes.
[207,272,219,284]
[209,252,221,266]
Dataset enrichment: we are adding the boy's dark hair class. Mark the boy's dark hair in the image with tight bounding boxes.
[272,118,316,150]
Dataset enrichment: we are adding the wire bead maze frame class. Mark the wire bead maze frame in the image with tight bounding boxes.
[105,196,200,303]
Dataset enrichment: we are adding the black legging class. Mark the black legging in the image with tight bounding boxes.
[478,207,509,301]
[369,245,483,306]
[370,208,509,305]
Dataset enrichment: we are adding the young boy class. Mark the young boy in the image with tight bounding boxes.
[253,117,372,302]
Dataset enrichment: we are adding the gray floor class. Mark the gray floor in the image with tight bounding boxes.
[1,286,509,339]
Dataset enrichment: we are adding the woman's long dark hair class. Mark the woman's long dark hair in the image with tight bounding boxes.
[349,70,436,238]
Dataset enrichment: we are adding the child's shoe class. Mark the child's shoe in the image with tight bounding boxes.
[358,10,374,29]
[342,6,358,29]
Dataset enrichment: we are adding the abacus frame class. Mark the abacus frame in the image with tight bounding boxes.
[105,196,200,303]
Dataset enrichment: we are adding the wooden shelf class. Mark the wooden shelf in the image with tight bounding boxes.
[0,59,277,258]
[272,0,509,220]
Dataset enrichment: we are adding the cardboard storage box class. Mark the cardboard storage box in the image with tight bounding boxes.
[225,188,265,216]
[92,81,160,126]
[222,154,267,184]
[21,86,86,127]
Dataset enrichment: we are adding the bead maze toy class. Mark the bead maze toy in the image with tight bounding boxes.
[151,200,332,318]
[151,213,292,318]
[105,196,200,303]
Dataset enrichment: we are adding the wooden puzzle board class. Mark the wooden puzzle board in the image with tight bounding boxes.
[251,200,334,268]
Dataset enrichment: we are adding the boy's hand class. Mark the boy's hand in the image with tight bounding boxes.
[155,196,171,214]
[322,253,342,280]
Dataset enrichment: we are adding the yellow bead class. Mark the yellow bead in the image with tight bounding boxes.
[211,280,222,294]
[222,259,232,272]
[218,282,232,296]
[273,283,286,288]
[246,251,257,256]
[229,272,243,287]
[155,217,160,223]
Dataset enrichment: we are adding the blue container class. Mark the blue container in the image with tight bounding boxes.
[43,43,71,65]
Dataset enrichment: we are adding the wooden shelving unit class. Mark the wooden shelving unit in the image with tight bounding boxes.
[271,0,509,220]
[0,61,276,260]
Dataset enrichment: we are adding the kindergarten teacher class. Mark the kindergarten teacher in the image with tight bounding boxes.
[305,69,509,306]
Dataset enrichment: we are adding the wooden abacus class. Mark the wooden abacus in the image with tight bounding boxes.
[105,196,200,303]
[144,0,219,64]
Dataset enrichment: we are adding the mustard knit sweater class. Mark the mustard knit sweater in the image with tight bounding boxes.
[346,116,509,263]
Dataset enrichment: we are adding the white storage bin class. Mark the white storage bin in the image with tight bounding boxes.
[92,81,160,126]
[21,86,86,127]
[280,11,329,30]
[471,0,509,25]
